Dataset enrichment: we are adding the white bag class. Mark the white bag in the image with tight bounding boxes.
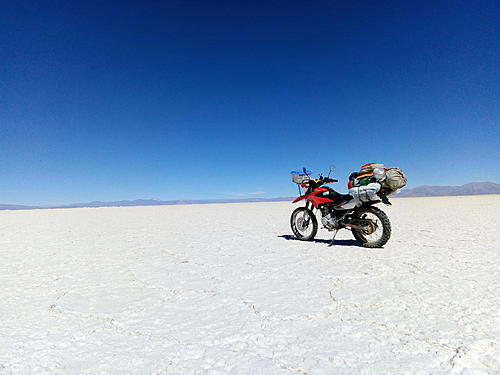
[348,182,381,203]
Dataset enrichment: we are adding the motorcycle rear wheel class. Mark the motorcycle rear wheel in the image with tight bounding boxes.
[291,207,318,241]
[352,206,391,248]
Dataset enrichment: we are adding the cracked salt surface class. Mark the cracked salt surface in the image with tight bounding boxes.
[0,195,499,374]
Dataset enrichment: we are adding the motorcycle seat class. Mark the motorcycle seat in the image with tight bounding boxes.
[339,193,353,202]
[325,187,353,203]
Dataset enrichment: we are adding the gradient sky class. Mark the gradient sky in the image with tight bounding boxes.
[2,0,499,205]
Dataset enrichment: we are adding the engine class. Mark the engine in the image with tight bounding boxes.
[321,213,339,230]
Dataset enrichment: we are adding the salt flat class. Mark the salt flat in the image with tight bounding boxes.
[0,195,499,375]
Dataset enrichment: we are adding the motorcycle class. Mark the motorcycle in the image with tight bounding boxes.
[290,166,392,248]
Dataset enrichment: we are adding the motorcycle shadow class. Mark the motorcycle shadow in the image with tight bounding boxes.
[277,235,361,247]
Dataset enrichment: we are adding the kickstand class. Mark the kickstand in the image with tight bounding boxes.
[328,230,338,247]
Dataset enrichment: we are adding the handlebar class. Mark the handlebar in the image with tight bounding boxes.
[319,176,337,184]
[323,178,338,183]
[300,177,338,189]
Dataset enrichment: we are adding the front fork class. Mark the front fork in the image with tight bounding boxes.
[303,200,311,224]
[302,200,319,229]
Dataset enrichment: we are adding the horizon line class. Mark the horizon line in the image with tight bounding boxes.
[1,181,499,210]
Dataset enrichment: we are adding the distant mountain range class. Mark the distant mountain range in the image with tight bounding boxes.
[51,197,295,208]
[1,182,499,210]
[0,197,294,210]
[0,204,40,210]
[395,182,500,197]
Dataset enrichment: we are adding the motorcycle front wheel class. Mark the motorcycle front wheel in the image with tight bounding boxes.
[290,207,318,241]
[352,206,391,248]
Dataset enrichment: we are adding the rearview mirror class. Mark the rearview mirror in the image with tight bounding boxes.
[329,165,336,172]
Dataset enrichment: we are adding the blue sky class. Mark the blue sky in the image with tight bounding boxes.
[2,1,499,205]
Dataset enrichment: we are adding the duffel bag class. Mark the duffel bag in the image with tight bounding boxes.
[360,162,385,173]
[383,168,407,190]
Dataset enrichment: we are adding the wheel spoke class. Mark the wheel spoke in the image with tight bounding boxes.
[352,208,391,248]
[357,212,383,242]
[292,209,316,239]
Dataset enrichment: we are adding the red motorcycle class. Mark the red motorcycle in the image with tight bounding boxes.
[290,167,392,248]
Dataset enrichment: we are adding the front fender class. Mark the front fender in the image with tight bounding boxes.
[292,195,307,203]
